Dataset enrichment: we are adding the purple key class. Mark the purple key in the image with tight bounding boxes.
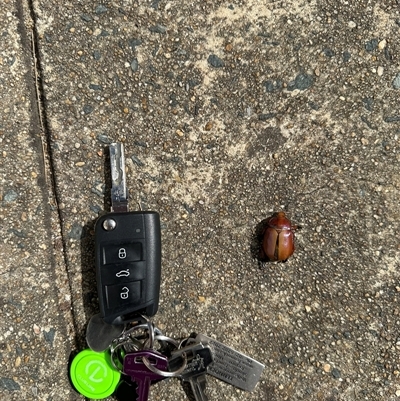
[123,350,168,401]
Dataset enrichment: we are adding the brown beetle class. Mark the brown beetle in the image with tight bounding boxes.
[259,212,298,262]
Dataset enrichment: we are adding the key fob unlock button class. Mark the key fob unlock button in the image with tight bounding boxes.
[105,281,141,309]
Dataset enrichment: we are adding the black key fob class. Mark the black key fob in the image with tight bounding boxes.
[95,143,161,325]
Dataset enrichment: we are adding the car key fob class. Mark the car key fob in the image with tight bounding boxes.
[95,143,161,325]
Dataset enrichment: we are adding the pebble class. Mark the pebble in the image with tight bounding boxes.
[323,48,335,57]
[97,134,112,144]
[0,377,20,391]
[183,203,194,214]
[323,363,331,372]
[93,50,101,60]
[43,328,56,345]
[378,39,387,50]
[343,51,351,63]
[149,25,167,34]
[81,14,92,22]
[89,84,103,91]
[207,54,225,68]
[264,79,283,93]
[362,97,374,111]
[392,73,400,89]
[204,121,213,131]
[365,38,378,52]
[288,73,314,91]
[33,324,40,335]
[3,190,18,202]
[384,116,400,123]
[90,205,102,214]
[68,223,83,240]
[258,113,276,121]
[128,39,142,49]
[83,105,94,115]
[225,43,233,52]
[377,66,384,76]
[332,368,341,379]
[99,30,109,37]
[92,183,105,197]
[348,21,357,28]
[131,155,144,166]
[130,58,139,72]
[8,229,26,238]
[95,4,108,14]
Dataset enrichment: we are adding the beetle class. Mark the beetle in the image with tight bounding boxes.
[259,212,298,262]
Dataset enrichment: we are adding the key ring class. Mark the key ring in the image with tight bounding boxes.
[110,322,153,373]
[153,334,180,349]
[110,338,140,373]
[121,316,162,346]
[142,335,187,377]
[123,323,151,341]
[110,317,163,373]
[143,351,188,378]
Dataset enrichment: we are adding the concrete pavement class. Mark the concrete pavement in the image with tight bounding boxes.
[1,0,400,400]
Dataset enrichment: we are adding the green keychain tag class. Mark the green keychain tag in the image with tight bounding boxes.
[70,349,121,399]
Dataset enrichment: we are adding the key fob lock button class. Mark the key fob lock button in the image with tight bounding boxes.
[101,242,143,265]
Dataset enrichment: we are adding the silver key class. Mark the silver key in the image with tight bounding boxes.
[169,342,213,401]
[193,334,264,392]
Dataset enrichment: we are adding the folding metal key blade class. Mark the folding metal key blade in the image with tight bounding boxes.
[110,143,129,213]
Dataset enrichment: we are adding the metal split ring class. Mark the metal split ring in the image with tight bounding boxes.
[110,338,140,373]
[141,334,187,377]
[121,319,162,344]
[109,316,183,376]
[142,351,187,378]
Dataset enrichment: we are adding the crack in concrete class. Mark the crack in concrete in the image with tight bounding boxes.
[16,0,80,355]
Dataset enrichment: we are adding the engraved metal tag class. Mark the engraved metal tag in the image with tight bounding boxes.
[195,334,264,392]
